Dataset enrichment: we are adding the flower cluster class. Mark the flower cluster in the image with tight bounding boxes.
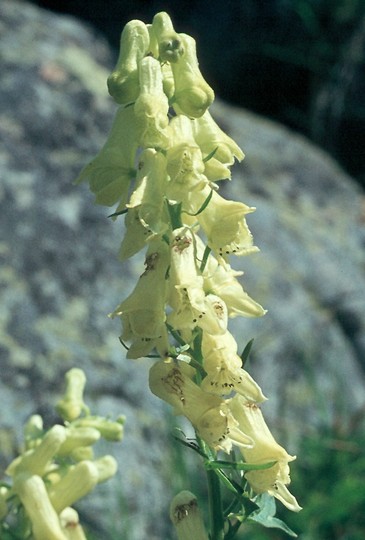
[77,12,300,513]
[1,369,124,539]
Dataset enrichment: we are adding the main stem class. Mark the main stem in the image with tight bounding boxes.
[207,467,225,540]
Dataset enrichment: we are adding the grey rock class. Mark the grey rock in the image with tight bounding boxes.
[1,0,365,538]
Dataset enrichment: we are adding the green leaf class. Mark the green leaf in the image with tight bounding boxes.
[240,338,254,366]
[203,146,219,162]
[248,493,298,537]
[205,459,277,472]
[182,189,213,217]
[108,208,128,218]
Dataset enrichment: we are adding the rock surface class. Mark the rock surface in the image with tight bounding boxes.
[1,0,365,538]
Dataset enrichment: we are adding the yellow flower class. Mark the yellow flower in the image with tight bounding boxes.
[203,254,266,318]
[111,239,170,359]
[166,115,208,202]
[134,56,170,149]
[171,33,214,118]
[119,149,169,260]
[230,396,302,512]
[167,228,227,334]
[75,105,138,209]
[107,19,150,104]
[195,188,259,259]
[201,331,267,402]
[149,360,253,452]
[191,110,245,165]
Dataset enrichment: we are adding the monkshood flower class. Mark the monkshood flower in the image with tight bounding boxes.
[191,110,245,166]
[59,507,87,540]
[111,238,170,358]
[167,228,228,335]
[166,115,208,202]
[75,105,139,209]
[194,187,259,259]
[134,56,170,149]
[170,490,209,540]
[230,395,302,512]
[171,33,214,118]
[202,252,266,318]
[107,19,150,104]
[149,11,184,63]
[149,360,253,453]
[201,330,267,402]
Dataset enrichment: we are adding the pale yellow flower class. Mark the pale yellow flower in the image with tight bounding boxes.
[75,105,138,209]
[149,360,253,452]
[167,228,227,334]
[203,254,266,318]
[165,115,208,203]
[134,56,170,149]
[230,396,302,512]
[171,33,214,118]
[111,239,170,359]
[107,19,150,104]
[195,188,259,259]
[201,331,267,402]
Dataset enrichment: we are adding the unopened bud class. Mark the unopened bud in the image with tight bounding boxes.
[7,425,66,477]
[94,455,118,484]
[48,461,99,513]
[14,473,66,540]
[60,508,87,540]
[56,368,87,422]
[57,427,100,457]
[107,20,150,104]
[74,415,125,441]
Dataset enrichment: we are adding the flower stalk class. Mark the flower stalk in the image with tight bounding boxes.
[76,10,301,539]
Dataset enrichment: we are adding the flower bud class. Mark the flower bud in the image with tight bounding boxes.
[107,20,150,104]
[7,425,66,477]
[60,508,87,540]
[57,427,100,457]
[171,33,214,118]
[170,491,209,540]
[14,473,66,540]
[0,486,8,520]
[94,455,118,483]
[56,368,87,422]
[48,461,99,513]
[151,12,184,63]
[24,414,44,450]
[73,415,125,441]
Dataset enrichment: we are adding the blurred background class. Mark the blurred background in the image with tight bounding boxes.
[30,0,365,188]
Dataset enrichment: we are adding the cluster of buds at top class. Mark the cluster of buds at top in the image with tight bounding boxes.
[1,369,124,540]
[76,12,300,512]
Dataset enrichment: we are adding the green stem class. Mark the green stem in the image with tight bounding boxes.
[207,468,225,540]
[198,438,225,540]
